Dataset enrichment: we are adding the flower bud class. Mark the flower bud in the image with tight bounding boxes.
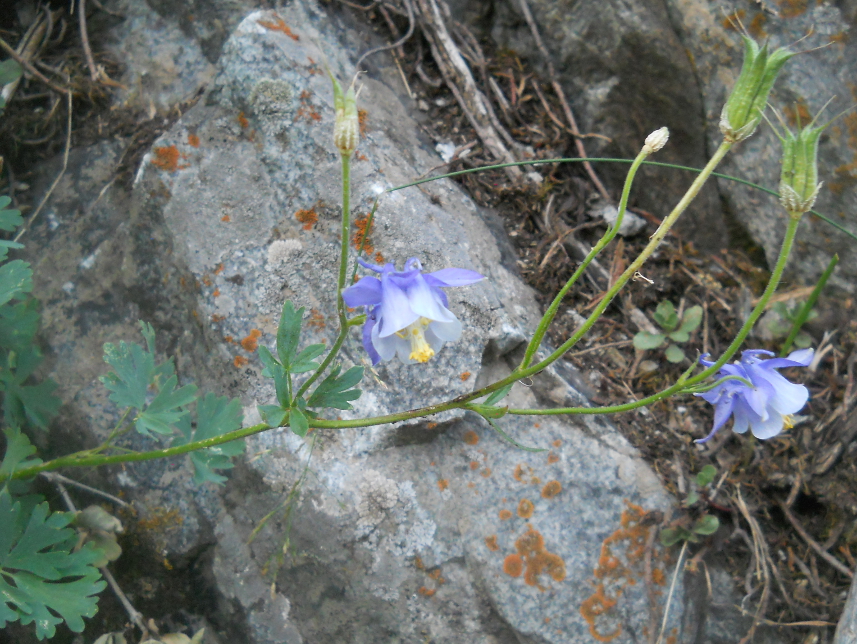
[720,37,794,143]
[642,127,669,154]
[330,74,359,156]
[776,110,828,214]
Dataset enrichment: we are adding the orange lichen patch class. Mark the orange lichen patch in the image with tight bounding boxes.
[202,275,213,287]
[485,535,500,552]
[463,430,479,445]
[187,133,200,148]
[233,355,249,368]
[747,12,767,38]
[552,439,561,447]
[221,214,231,222]
[580,584,622,642]
[533,423,540,428]
[581,501,665,642]
[460,371,471,381]
[211,314,225,323]
[467,482,476,489]
[428,569,445,583]
[499,509,513,521]
[257,16,300,40]
[517,499,534,519]
[295,207,318,231]
[374,251,385,263]
[778,0,808,18]
[513,463,529,482]
[541,480,562,499]
[212,288,221,297]
[358,108,368,137]
[214,263,225,275]
[417,586,436,597]
[469,461,480,470]
[240,329,262,352]
[530,477,541,485]
[503,554,523,577]
[237,111,250,128]
[783,102,813,128]
[306,308,326,330]
[437,479,449,491]
[547,451,560,464]
[481,468,492,478]
[427,422,438,430]
[512,526,566,590]
[137,508,183,532]
[223,335,234,343]
[352,213,377,256]
[151,145,189,172]
[355,152,368,162]
[414,556,425,570]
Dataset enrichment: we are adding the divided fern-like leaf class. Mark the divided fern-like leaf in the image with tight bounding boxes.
[1,346,61,430]
[0,488,106,639]
[307,364,363,410]
[173,393,244,485]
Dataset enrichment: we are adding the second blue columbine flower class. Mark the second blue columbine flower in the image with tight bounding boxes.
[694,348,813,443]
[342,257,484,365]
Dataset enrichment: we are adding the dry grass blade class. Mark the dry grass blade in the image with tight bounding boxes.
[779,501,854,579]
[735,486,773,644]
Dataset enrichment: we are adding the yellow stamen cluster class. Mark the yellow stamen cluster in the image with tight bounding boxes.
[782,414,795,430]
[396,317,435,363]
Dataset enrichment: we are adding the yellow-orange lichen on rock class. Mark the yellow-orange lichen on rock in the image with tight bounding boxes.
[463,430,479,445]
[517,499,534,519]
[580,501,667,642]
[437,479,449,491]
[240,329,262,352]
[512,526,566,591]
[485,535,499,551]
[547,451,560,464]
[503,554,523,577]
[541,480,562,499]
[499,509,513,521]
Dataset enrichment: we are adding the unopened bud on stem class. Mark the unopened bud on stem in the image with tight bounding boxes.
[643,127,669,154]
[773,105,831,215]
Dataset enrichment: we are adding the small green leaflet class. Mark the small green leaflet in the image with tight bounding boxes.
[0,60,22,86]
[173,393,244,485]
[135,375,197,436]
[258,345,290,407]
[289,406,309,437]
[0,196,24,262]
[291,343,325,373]
[276,300,303,369]
[257,404,288,427]
[0,298,40,351]
[484,383,513,406]
[100,322,191,437]
[0,428,42,480]
[306,364,363,410]
[1,346,61,430]
[0,260,33,308]
[0,489,106,639]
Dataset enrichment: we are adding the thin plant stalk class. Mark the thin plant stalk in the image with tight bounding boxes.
[779,253,837,356]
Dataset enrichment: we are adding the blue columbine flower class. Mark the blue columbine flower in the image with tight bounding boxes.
[694,348,813,443]
[342,257,484,365]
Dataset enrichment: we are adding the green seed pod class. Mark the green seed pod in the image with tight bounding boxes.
[776,110,829,214]
[720,37,794,143]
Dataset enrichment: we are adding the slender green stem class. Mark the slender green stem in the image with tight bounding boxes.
[507,212,802,416]
[521,147,649,369]
[295,153,353,400]
[779,252,837,356]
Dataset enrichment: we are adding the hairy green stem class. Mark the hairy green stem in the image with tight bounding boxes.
[521,147,650,369]
[507,211,801,416]
[295,153,353,400]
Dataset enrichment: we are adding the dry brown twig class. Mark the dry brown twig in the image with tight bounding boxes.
[413,0,537,184]
[779,501,854,579]
[735,487,774,644]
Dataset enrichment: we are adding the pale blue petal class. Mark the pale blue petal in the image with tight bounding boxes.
[362,315,381,365]
[378,273,418,337]
[750,366,809,415]
[372,323,401,361]
[751,410,786,439]
[760,348,814,370]
[342,276,382,307]
[424,268,484,287]
[407,274,456,323]
[428,317,462,342]
[731,401,752,434]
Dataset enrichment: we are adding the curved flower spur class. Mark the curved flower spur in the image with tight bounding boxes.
[342,257,484,365]
[694,348,813,442]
